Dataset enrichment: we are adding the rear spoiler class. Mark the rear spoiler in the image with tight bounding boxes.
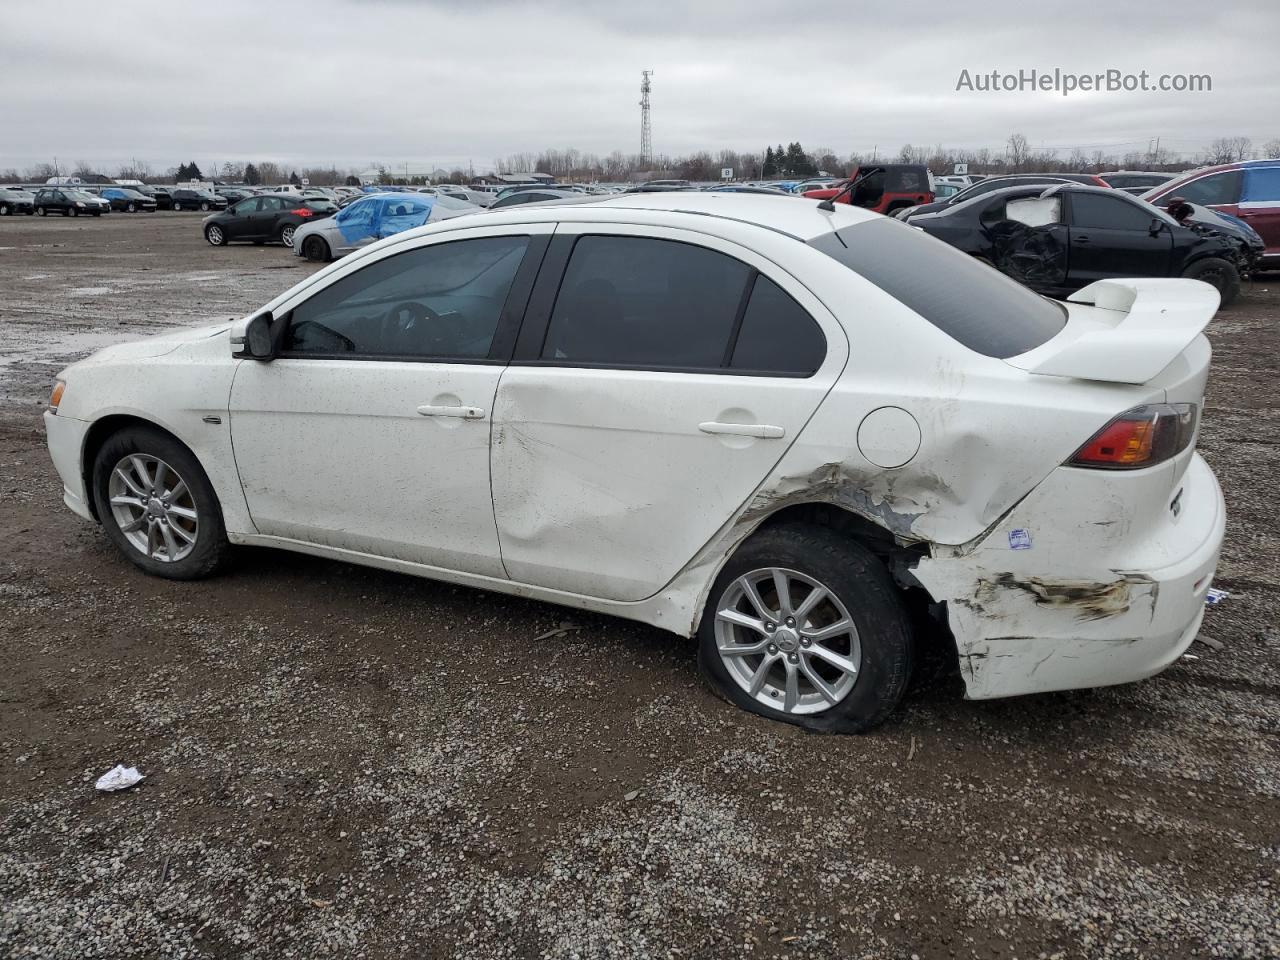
[1006,278,1219,385]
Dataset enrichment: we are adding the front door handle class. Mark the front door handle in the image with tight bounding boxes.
[698,421,785,439]
[1073,235,1091,243]
[417,404,486,419]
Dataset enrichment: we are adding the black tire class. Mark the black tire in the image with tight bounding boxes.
[697,523,912,734]
[0,203,8,216]
[64,207,73,217]
[205,224,226,247]
[127,202,137,212]
[279,223,297,248]
[1182,256,1241,307]
[302,234,330,261]
[91,425,232,581]
[172,201,182,211]
[199,201,210,212]
[37,206,47,216]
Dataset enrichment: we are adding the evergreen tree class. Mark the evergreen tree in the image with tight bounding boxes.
[775,144,786,174]
[762,146,775,177]
[244,163,260,185]
[187,161,203,181]
[289,170,301,186]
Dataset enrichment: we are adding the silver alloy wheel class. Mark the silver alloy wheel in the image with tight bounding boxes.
[108,454,199,563]
[207,225,223,245]
[281,225,295,247]
[714,566,862,715]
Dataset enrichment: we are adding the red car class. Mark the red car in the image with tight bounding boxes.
[1141,160,1280,268]
[802,164,933,215]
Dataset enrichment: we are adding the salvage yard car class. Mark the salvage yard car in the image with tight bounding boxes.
[1140,159,1280,268]
[43,193,1225,733]
[204,194,337,249]
[292,192,471,261]
[0,186,36,215]
[32,187,109,216]
[170,188,227,212]
[910,183,1257,304]
[801,164,934,216]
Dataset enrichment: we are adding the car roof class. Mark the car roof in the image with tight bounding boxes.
[460,191,879,241]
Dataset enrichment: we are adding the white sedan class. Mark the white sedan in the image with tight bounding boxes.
[44,193,1225,732]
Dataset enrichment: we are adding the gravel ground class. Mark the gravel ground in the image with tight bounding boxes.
[0,213,1277,960]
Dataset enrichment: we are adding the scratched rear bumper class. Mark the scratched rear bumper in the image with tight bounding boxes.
[913,453,1225,700]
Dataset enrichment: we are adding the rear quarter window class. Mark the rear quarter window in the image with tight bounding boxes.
[810,218,1067,359]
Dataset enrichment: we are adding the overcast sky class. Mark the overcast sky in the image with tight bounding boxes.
[1,0,1276,175]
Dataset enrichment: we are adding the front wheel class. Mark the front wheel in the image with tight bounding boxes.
[0,203,8,216]
[37,206,47,216]
[301,234,329,261]
[69,207,79,217]
[1182,256,1241,307]
[127,202,137,212]
[697,524,913,733]
[91,426,231,580]
[205,224,226,246]
[199,201,210,212]
[172,201,182,211]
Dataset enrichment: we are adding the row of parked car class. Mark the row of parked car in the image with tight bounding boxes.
[201,161,1277,309]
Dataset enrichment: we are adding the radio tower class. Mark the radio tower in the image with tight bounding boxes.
[639,70,653,166]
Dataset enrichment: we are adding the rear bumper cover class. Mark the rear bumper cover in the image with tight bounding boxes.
[914,453,1225,700]
[44,411,94,522]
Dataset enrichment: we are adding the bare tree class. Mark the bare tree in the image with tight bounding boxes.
[1205,136,1252,164]
[1262,139,1280,159]
[1006,133,1031,171]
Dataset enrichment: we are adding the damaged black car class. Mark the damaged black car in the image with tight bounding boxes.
[907,184,1259,306]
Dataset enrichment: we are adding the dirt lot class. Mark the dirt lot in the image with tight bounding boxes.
[1,213,1277,960]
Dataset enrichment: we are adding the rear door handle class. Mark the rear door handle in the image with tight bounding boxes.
[698,421,785,439]
[417,404,486,419]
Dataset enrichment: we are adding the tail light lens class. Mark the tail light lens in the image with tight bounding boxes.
[291,207,314,217]
[1069,403,1197,469]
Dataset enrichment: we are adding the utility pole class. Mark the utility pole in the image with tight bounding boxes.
[639,70,653,167]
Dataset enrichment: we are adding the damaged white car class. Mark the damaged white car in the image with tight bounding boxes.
[44,193,1225,732]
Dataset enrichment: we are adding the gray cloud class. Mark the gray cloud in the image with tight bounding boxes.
[0,0,1275,173]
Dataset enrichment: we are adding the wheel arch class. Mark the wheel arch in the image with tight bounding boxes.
[687,500,958,684]
[81,414,204,522]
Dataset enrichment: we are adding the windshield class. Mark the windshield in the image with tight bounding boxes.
[810,217,1067,358]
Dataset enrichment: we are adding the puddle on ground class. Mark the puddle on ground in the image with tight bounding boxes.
[68,287,113,296]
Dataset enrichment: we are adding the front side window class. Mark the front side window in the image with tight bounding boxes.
[540,236,750,369]
[1068,193,1154,231]
[1174,171,1242,206]
[284,236,530,360]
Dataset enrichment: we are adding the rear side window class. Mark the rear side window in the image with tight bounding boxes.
[1243,166,1280,203]
[730,275,825,375]
[541,236,750,369]
[810,218,1066,358]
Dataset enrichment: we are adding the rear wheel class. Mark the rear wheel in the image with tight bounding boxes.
[279,223,297,248]
[1182,256,1241,307]
[199,201,210,212]
[91,426,231,581]
[697,524,912,733]
[302,234,329,261]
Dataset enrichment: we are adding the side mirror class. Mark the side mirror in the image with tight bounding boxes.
[1149,217,1165,236]
[232,312,276,361]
